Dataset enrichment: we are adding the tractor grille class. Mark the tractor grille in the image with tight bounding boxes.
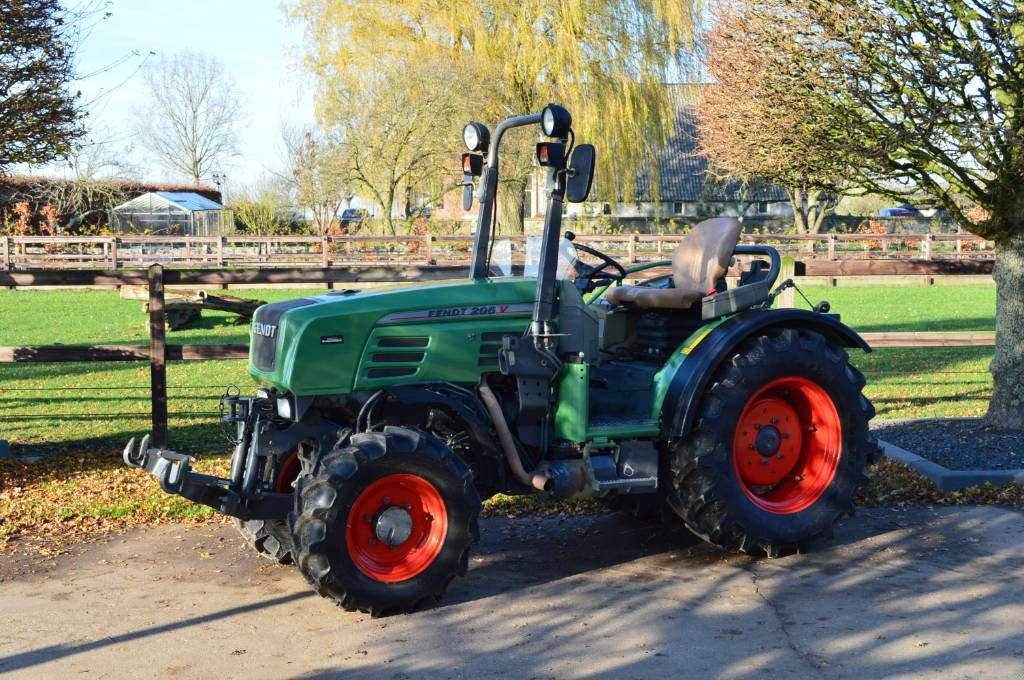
[251,298,316,372]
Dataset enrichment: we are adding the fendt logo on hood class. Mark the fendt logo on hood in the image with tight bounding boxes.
[253,322,277,339]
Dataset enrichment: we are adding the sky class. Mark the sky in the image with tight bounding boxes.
[44,0,315,191]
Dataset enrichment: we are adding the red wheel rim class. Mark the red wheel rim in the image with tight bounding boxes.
[732,376,842,515]
[274,452,302,493]
[345,474,448,583]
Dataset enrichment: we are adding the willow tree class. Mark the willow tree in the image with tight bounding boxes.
[289,0,698,231]
[320,57,474,235]
[728,0,1024,430]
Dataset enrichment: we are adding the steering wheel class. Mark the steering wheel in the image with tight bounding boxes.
[569,241,627,292]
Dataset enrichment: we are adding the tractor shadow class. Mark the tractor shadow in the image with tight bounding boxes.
[299,506,1024,680]
[443,511,717,607]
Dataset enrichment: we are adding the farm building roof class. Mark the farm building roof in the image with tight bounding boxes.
[113,191,224,214]
[635,89,788,204]
[154,192,224,211]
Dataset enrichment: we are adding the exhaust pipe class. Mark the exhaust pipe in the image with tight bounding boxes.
[534,459,589,498]
[478,381,548,491]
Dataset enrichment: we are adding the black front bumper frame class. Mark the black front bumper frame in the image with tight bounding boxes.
[123,391,346,521]
[123,434,292,520]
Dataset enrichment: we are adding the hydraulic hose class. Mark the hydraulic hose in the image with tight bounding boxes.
[478,381,548,491]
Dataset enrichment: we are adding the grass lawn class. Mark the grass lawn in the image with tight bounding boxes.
[0,283,997,551]
[794,284,995,333]
[0,281,996,346]
[0,287,332,347]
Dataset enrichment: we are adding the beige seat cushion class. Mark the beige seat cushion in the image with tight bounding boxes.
[606,217,742,310]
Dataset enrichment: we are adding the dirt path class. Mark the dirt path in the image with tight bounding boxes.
[2,506,1023,679]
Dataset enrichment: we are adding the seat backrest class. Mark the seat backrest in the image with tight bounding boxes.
[672,217,742,292]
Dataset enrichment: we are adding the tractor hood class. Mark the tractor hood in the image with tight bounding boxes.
[248,278,536,396]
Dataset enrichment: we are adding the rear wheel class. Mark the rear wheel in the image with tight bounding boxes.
[290,427,480,616]
[667,329,877,556]
[233,451,301,564]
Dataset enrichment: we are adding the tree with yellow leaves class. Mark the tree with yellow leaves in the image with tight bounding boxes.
[289,0,699,231]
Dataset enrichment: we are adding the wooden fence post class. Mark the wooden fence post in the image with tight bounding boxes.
[111,237,119,270]
[780,257,795,308]
[923,233,933,260]
[148,264,168,448]
[422,233,433,263]
[2,236,9,271]
[628,234,638,263]
[827,233,837,260]
[321,236,330,268]
[217,236,226,267]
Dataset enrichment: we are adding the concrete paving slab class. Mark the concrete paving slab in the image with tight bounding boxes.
[1,506,1023,679]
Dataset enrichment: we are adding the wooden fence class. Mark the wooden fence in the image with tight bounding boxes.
[0,264,998,446]
[1,232,994,271]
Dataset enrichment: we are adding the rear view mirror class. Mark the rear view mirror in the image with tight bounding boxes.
[566,144,595,203]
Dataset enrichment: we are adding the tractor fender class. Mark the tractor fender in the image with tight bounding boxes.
[374,383,506,496]
[660,309,870,440]
[376,384,502,459]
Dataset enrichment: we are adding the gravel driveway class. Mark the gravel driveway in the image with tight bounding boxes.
[2,506,1024,679]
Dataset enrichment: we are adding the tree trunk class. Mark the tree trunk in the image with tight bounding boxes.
[498,179,527,235]
[788,186,809,234]
[809,200,828,233]
[384,186,397,236]
[986,236,1024,430]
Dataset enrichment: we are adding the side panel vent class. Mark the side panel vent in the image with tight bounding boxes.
[377,336,430,348]
[478,332,515,369]
[367,366,418,379]
[371,352,426,363]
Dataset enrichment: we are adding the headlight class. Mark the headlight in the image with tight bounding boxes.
[463,122,489,152]
[276,397,293,420]
[541,104,571,138]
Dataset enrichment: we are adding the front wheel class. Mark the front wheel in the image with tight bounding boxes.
[290,427,480,616]
[666,329,878,557]
[233,451,302,564]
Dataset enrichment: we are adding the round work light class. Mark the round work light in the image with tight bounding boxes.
[541,104,572,138]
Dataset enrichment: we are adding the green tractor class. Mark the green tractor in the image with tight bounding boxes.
[124,105,877,615]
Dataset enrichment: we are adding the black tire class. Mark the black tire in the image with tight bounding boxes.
[232,518,294,564]
[666,328,878,557]
[233,451,302,564]
[290,426,481,616]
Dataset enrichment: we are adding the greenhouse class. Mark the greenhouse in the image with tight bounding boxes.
[109,191,233,236]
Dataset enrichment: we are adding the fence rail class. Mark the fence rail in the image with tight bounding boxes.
[1,232,995,271]
[2,264,996,446]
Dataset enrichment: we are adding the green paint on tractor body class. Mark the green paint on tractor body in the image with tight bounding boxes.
[249,278,536,396]
[248,274,733,444]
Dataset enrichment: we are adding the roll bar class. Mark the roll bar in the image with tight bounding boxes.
[487,113,542,168]
[469,113,544,280]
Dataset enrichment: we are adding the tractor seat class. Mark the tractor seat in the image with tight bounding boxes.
[605,217,742,310]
